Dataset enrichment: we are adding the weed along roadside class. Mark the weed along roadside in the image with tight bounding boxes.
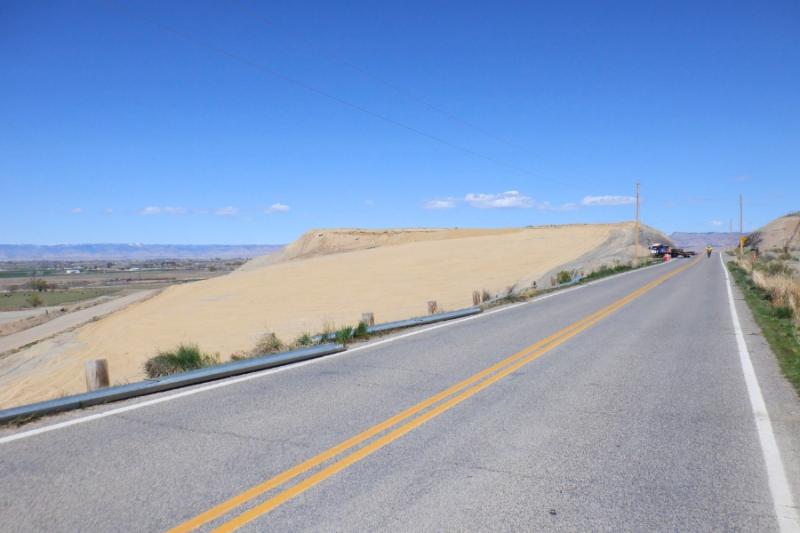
[727,260,800,394]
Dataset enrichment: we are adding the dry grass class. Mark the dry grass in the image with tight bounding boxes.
[740,257,800,327]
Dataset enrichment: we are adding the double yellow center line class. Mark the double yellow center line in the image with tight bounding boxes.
[170,259,696,532]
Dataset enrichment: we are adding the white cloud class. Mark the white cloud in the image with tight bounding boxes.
[465,190,533,209]
[214,206,238,217]
[710,220,724,227]
[139,206,187,215]
[733,175,751,182]
[265,203,290,214]
[425,190,576,211]
[542,201,579,212]
[103,208,114,214]
[581,195,636,206]
[424,198,457,210]
[71,207,83,214]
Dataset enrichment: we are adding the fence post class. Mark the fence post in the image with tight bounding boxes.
[427,300,438,314]
[85,359,110,391]
[361,312,375,326]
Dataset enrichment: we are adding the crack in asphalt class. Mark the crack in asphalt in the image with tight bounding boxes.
[115,414,308,448]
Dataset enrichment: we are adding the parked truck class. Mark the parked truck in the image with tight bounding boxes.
[649,243,694,258]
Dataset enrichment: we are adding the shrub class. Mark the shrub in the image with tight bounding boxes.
[767,261,794,276]
[353,321,369,338]
[27,278,52,292]
[144,344,220,378]
[775,306,794,320]
[481,289,492,302]
[293,333,313,347]
[251,332,284,356]
[556,270,572,284]
[334,326,354,345]
[26,294,43,307]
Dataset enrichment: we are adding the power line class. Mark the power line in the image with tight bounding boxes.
[107,1,556,183]
[230,0,521,150]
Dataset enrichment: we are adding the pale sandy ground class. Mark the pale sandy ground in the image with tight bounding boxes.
[0,290,158,354]
[0,223,655,409]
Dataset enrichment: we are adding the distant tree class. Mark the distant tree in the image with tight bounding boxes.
[26,294,44,307]
[27,278,51,292]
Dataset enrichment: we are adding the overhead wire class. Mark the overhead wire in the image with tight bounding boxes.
[230,0,522,151]
[107,1,565,186]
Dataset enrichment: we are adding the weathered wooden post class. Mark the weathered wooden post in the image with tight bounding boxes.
[427,300,438,314]
[472,291,480,306]
[361,312,375,327]
[85,359,110,391]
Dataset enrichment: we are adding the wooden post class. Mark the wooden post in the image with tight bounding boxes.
[85,359,110,391]
[361,312,375,326]
[427,300,438,314]
[472,291,480,306]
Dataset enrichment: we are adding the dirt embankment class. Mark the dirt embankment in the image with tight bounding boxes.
[0,222,668,409]
[748,214,800,253]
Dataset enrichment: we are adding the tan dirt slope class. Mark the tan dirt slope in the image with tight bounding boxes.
[748,213,800,252]
[0,222,666,409]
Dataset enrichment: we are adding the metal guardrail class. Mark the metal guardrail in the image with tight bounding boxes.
[313,306,483,341]
[554,275,584,289]
[0,305,484,425]
[0,343,345,425]
[366,306,482,334]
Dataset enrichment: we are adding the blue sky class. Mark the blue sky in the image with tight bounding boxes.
[2,0,798,244]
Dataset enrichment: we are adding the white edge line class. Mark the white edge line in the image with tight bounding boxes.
[720,253,800,532]
[0,257,675,445]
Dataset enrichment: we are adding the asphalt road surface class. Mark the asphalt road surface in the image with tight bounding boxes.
[1,254,799,532]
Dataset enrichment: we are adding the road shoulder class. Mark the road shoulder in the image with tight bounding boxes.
[729,264,800,515]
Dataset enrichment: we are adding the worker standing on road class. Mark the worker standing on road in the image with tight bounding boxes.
[706,244,713,258]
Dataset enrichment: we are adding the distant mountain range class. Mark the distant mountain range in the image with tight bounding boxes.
[669,232,744,250]
[0,244,284,261]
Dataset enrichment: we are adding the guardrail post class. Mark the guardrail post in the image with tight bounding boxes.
[85,359,110,391]
[472,291,480,306]
[361,312,375,326]
[427,300,438,314]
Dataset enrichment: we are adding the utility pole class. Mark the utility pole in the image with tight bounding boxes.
[635,181,640,265]
[739,193,744,257]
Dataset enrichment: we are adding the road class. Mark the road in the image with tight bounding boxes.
[0,289,158,354]
[1,254,798,531]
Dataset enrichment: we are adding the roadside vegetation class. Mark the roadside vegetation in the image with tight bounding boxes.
[143,320,376,378]
[728,258,800,395]
[144,344,221,378]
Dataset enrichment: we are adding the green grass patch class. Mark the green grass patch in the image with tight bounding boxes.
[556,270,573,284]
[144,344,221,378]
[728,262,800,395]
[0,288,120,310]
[581,262,631,283]
[580,259,661,284]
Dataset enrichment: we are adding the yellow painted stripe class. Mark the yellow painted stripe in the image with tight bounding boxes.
[169,259,696,532]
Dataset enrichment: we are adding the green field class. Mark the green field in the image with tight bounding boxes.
[0,288,121,311]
